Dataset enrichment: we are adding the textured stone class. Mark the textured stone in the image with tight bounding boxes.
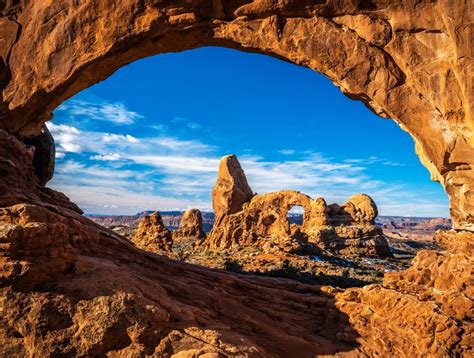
[0,1,472,356]
[22,124,55,186]
[173,208,206,242]
[336,230,474,356]
[212,155,253,217]
[207,155,391,257]
[131,212,173,253]
[0,0,471,230]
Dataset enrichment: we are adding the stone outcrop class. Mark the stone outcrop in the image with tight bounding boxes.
[336,229,474,356]
[0,1,472,356]
[207,155,391,257]
[22,124,55,187]
[213,154,254,217]
[173,208,206,242]
[131,212,173,253]
[0,0,472,231]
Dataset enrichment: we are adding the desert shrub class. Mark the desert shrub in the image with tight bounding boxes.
[223,260,243,273]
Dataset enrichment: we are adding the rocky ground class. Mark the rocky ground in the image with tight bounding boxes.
[87,213,447,288]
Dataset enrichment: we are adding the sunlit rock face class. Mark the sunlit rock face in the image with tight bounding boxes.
[0,1,473,356]
[173,208,206,242]
[0,0,472,231]
[206,155,391,257]
[131,211,173,253]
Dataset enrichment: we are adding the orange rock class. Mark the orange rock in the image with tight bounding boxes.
[0,1,472,356]
[0,1,471,230]
[131,211,173,253]
[207,155,391,257]
[173,208,206,242]
[212,155,253,217]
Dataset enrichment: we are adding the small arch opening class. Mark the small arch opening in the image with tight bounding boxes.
[286,205,304,226]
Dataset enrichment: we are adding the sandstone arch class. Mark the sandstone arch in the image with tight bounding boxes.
[286,204,305,226]
[0,0,472,231]
[206,155,391,257]
[0,1,473,356]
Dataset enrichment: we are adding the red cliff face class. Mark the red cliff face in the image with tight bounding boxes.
[0,1,472,356]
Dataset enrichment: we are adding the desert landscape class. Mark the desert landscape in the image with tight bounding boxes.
[0,1,473,357]
[88,155,449,288]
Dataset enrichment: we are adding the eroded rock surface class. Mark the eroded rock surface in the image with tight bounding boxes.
[337,229,474,356]
[173,208,206,242]
[207,155,391,258]
[0,1,473,356]
[131,211,173,253]
[0,0,472,231]
[213,154,254,217]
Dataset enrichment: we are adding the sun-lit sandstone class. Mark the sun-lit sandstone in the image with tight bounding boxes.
[206,155,392,257]
[0,1,472,356]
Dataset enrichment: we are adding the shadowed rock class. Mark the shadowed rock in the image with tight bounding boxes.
[22,125,55,186]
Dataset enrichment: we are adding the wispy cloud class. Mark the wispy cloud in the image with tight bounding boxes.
[344,156,405,167]
[57,99,143,125]
[47,123,82,156]
[278,149,296,155]
[90,153,121,161]
[48,98,448,217]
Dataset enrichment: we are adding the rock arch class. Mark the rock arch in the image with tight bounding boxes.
[0,0,472,231]
[0,1,472,356]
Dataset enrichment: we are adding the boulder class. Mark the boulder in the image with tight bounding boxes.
[342,194,378,224]
[173,208,206,241]
[131,211,173,253]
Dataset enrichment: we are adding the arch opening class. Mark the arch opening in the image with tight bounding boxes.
[44,46,450,287]
[1,3,472,355]
[286,205,304,226]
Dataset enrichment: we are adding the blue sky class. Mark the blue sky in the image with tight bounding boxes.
[47,46,449,217]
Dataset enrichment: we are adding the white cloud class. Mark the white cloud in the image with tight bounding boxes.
[102,133,139,143]
[56,99,143,125]
[187,122,201,129]
[47,99,446,217]
[344,156,404,167]
[90,153,121,161]
[52,182,211,215]
[278,149,295,155]
[46,122,82,155]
